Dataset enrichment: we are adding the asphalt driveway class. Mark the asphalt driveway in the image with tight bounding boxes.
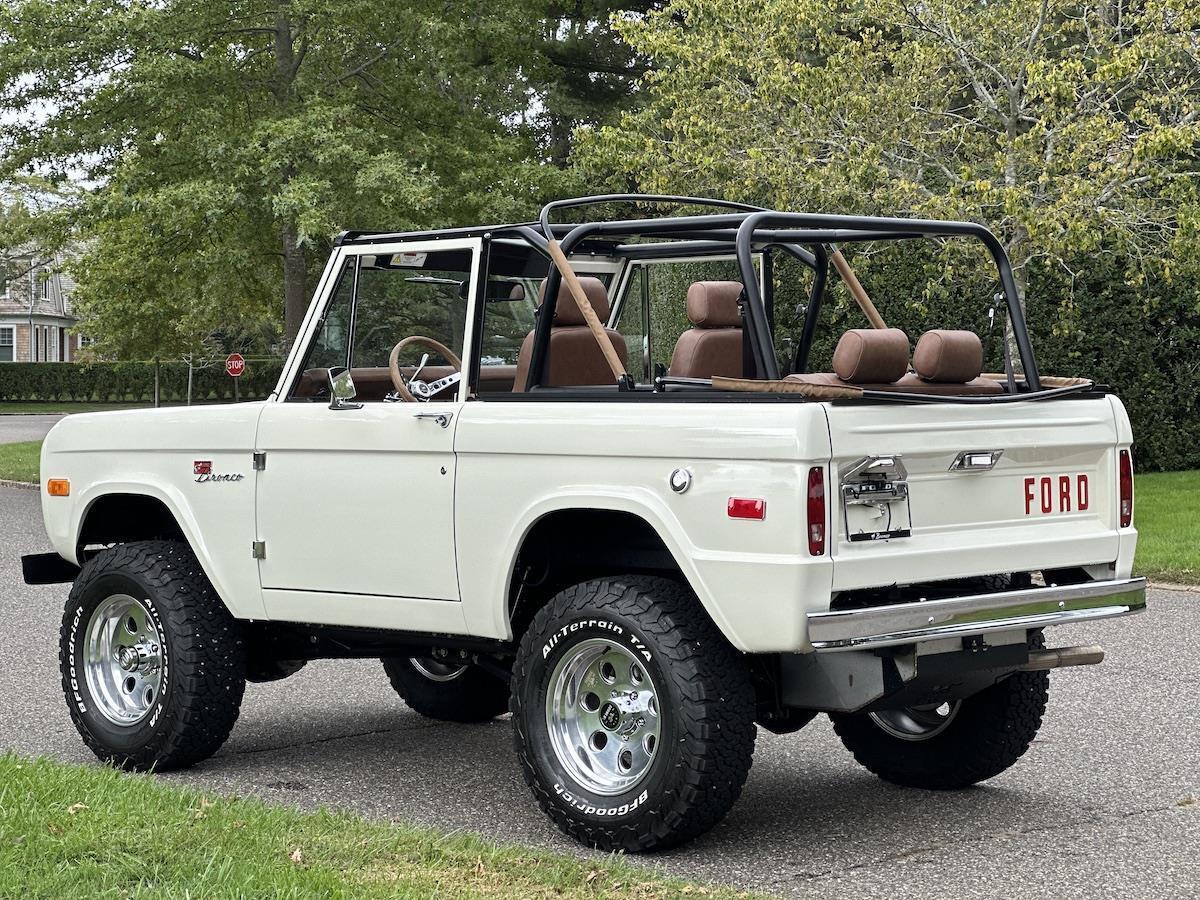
[0,414,62,445]
[2,484,1197,898]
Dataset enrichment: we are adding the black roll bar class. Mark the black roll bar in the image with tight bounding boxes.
[733,211,1042,390]
[539,194,766,239]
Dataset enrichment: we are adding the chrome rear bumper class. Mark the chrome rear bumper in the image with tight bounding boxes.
[808,577,1147,652]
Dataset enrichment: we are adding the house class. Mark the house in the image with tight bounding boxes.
[0,251,84,362]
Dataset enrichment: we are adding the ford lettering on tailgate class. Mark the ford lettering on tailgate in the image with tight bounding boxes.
[1024,474,1089,515]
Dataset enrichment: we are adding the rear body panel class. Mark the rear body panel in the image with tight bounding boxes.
[824,396,1133,592]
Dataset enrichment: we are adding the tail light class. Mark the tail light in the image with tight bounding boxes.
[1118,449,1134,528]
[807,466,826,556]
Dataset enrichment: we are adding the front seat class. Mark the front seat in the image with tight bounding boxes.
[512,277,628,391]
[669,281,744,379]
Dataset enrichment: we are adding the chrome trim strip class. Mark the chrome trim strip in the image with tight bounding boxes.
[808,577,1147,652]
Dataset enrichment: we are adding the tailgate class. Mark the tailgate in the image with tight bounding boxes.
[824,397,1122,591]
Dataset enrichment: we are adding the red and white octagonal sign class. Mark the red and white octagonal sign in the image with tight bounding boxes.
[225,353,246,378]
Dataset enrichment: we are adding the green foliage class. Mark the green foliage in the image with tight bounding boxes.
[0,440,40,483]
[0,0,561,352]
[582,0,1200,470]
[0,361,283,404]
[1133,470,1200,584]
[0,753,750,898]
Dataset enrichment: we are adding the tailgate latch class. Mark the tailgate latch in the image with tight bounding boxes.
[841,455,912,542]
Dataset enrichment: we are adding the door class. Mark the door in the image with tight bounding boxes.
[254,238,481,633]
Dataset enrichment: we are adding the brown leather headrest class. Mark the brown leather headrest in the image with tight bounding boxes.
[686,282,743,328]
[537,277,610,326]
[832,328,910,384]
[913,330,983,383]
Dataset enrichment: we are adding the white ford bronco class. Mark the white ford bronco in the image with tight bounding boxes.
[24,195,1145,852]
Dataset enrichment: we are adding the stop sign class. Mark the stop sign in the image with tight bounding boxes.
[225,353,246,378]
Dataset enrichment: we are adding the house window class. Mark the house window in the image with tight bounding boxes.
[0,327,13,363]
[38,271,50,300]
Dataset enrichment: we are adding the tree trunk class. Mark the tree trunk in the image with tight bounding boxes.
[273,2,308,348]
[281,223,308,346]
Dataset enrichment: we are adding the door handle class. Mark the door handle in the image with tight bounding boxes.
[413,410,453,428]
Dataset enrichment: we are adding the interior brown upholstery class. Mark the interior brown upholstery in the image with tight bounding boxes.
[669,281,744,379]
[512,277,628,391]
[786,326,1003,395]
[831,328,910,384]
[913,330,983,383]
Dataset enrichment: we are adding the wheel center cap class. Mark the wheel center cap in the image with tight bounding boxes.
[599,701,621,730]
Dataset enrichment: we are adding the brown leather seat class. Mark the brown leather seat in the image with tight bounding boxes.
[786,328,910,390]
[669,282,744,379]
[786,328,1004,395]
[904,329,1002,395]
[512,277,628,391]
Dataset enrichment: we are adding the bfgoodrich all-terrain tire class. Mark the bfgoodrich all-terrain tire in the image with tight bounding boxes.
[511,576,757,852]
[60,540,246,771]
[381,655,509,723]
[829,644,1050,789]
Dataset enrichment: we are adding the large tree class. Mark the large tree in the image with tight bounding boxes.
[0,0,549,350]
[582,0,1200,305]
[529,0,660,167]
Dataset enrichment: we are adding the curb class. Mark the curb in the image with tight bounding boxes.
[0,479,37,491]
[1148,580,1200,594]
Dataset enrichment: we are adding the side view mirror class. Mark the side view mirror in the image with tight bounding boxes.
[327,366,363,410]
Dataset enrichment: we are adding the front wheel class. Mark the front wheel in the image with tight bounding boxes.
[511,576,757,852]
[60,541,246,771]
[830,659,1050,789]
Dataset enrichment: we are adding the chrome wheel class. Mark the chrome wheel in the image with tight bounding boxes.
[545,638,661,796]
[409,656,468,682]
[869,700,961,741]
[83,594,164,726]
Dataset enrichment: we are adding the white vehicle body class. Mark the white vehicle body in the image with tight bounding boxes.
[28,197,1149,852]
[36,239,1141,656]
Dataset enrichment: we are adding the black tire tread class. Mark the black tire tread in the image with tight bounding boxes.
[60,540,246,771]
[511,575,756,852]
[381,657,509,723]
[830,657,1049,790]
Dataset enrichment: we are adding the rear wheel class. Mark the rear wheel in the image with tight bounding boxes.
[830,652,1049,789]
[511,576,756,852]
[60,540,246,771]
[381,655,509,723]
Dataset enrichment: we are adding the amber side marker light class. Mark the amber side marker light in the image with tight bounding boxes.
[46,479,70,497]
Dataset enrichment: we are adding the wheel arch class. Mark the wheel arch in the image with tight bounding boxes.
[501,499,739,647]
[71,484,248,618]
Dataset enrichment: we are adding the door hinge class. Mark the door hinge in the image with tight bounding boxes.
[251,540,266,560]
[252,451,267,471]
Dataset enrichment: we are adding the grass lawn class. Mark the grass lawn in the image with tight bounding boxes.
[0,754,749,899]
[1130,470,1200,585]
[0,440,40,484]
[0,401,146,415]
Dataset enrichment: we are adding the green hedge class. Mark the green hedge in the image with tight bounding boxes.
[0,359,285,404]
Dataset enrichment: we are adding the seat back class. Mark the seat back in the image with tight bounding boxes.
[512,277,628,391]
[669,281,744,379]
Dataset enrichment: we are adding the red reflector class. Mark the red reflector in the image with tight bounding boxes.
[807,467,826,556]
[727,497,765,520]
[1118,449,1134,528]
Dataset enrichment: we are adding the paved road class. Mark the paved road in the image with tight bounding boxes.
[0,414,62,444]
[3,484,1197,898]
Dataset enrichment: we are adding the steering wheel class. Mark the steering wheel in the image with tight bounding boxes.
[389,336,463,402]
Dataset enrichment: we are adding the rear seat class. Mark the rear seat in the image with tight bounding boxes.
[896,329,1003,395]
[785,328,1004,395]
[785,328,910,390]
